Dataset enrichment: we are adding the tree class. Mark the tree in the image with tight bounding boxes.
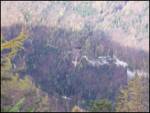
[128,74,144,112]
[115,86,129,112]
[89,99,112,112]
[1,31,51,112]
[115,74,149,112]
[1,98,25,112]
[1,31,27,73]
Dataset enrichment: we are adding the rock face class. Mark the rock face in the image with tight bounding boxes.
[71,55,128,101]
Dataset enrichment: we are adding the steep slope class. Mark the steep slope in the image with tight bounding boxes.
[1,1,149,51]
[1,1,149,112]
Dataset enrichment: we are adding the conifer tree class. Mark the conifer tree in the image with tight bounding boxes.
[116,74,149,112]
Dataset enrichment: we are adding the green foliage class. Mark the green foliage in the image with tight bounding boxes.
[26,107,35,112]
[89,99,112,112]
[2,98,35,112]
[1,31,51,112]
[9,98,25,112]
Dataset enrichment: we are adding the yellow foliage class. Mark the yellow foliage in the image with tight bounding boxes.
[1,31,27,72]
[18,76,33,90]
[115,74,147,112]
[71,106,85,112]
[1,74,33,94]
[1,30,51,112]
[1,32,26,51]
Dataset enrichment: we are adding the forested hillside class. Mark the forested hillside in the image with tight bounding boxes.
[1,1,149,112]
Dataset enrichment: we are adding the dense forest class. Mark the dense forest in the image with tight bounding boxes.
[1,25,149,112]
[1,1,149,112]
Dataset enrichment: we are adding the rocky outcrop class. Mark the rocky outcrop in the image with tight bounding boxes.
[72,55,128,101]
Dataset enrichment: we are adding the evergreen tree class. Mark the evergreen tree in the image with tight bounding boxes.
[89,99,112,112]
[1,31,51,112]
[128,74,144,112]
[115,86,129,112]
[116,74,149,112]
